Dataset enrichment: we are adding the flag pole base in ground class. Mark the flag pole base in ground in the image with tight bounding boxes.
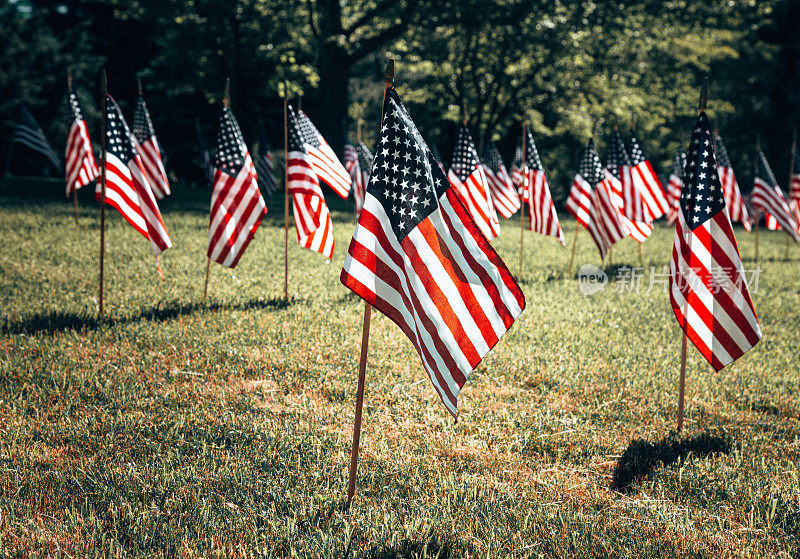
[73,191,79,227]
[677,330,688,433]
[203,257,210,302]
[567,224,579,276]
[347,302,372,508]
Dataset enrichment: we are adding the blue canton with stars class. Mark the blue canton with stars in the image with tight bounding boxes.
[286,105,307,154]
[681,112,726,229]
[482,142,504,174]
[105,95,138,165]
[65,92,83,128]
[368,89,450,241]
[755,149,779,188]
[450,123,481,183]
[605,130,631,181]
[524,129,544,171]
[578,140,605,188]
[214,106,247,176]
[132,97,156,144]
[296,111,322,149]
[629,133,645,165]
[713,130,732,168]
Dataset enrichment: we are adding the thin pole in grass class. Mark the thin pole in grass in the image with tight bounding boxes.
[346,58,394,510]
[283,81,290,301]
[785,128,796,261]
[631,114,643,268]
[67,68,80,227]
[519,111,526,276]
[98,69,108,316]
[677,76,708,433]
[754,133,761,265]
[204,78,230,303]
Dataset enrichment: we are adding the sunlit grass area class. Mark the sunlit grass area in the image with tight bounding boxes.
[1,191,799,557]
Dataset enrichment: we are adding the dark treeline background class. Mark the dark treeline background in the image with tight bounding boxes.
[1,0,799,202]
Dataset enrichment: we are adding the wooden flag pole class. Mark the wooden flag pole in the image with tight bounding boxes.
[347,58,394,509]
[283,82,290,300]
[677,76,708,433]
[98,69,108,316]
[786,129,797,261]
[204,78,230,302]
[519,116,526,276]
[137,75,143,97]
[67,68,79,227]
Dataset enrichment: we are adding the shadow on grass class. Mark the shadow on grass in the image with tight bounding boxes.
[361,539,455,559]
[611,431,732,493]
[0,296,298,335]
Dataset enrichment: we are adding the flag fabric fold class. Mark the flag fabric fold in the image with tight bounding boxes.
[287,106,335,258]
[482,142,520,219]
[629,132,670,221]
[206,104,266,268]
[132,95,170,199]
[340,88,525,418]
[607,130,652,242]
[65,92,99,197]
[97,95,172,259]
[12,105,60,171]
[669,110,761,371]
[751,148,799,242]
[521,130,564,245]
[666,146,686,226]
[448,123,500,240]
[296,110,351,198]
[714,130,751,231]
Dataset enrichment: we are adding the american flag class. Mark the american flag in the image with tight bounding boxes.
[429,141,445,171]
[751,148,799,241]
[666,146,686,226]
[448,123,500,240]
[629,132,669,221]
[344,140,363,213]
[568,140,630,260]
[606,130,652,242]
[670,111,761,371]
[790,140,800,223]
[96,95,172,259]
[521,130,564,245]
[714,130,751,231]
[65,92,99,197]
[482,141,520,218]
[354,141,373,215]
[287,106,335,258]
[255,135,278,197]
[207,104,267,268]
[132,95,170,199]
[509,141,526,201]
[12,105,60,171]
[296,109,351,198]
[340,88,525,418]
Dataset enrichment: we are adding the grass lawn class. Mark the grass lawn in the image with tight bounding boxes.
[1,191,799,557]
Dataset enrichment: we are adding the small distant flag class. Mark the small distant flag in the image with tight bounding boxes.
[629,131,669,221]
[666,146,686,225]
[448,123,500,240]
[670,110,761,370]
[97,95,172,261]
[482,142,520,218]
[714,130,751,231]
[12,105,60,171]
[207,103,267,268]
[521,129,563,245]
[790,135,800,222]
[296,110,351,198]
[132,94,170,198]
[509,141,526,201]
[255,133,278,197]
[287,106,335,258]
[751,148,799,241]
[340,87,525,417]
[65,92,99,197]
[568,140,629,259]
[344,139,363,213]
[354,141,373,215]
[606,130,652,242]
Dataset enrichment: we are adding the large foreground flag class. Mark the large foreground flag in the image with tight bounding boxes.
[482,142,520,218]
[629,131,669,221]
[97,95,172,259]
[522,129,564,245]
[12,105,60,171]
[751,148,799,242]
[340,89,525,417]
[666,146,686,226]
[714,130,751,231]
[670,110,761,370]
[448,123,500,240]
[286,107,335,258]
[296,110,351,198]
[607,129,652,242]
[568,140,629,259]
[207,104,266,267]
[132,95,170,199]
[65,92,99,197]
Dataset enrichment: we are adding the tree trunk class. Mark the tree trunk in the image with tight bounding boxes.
[314,41,351,159]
